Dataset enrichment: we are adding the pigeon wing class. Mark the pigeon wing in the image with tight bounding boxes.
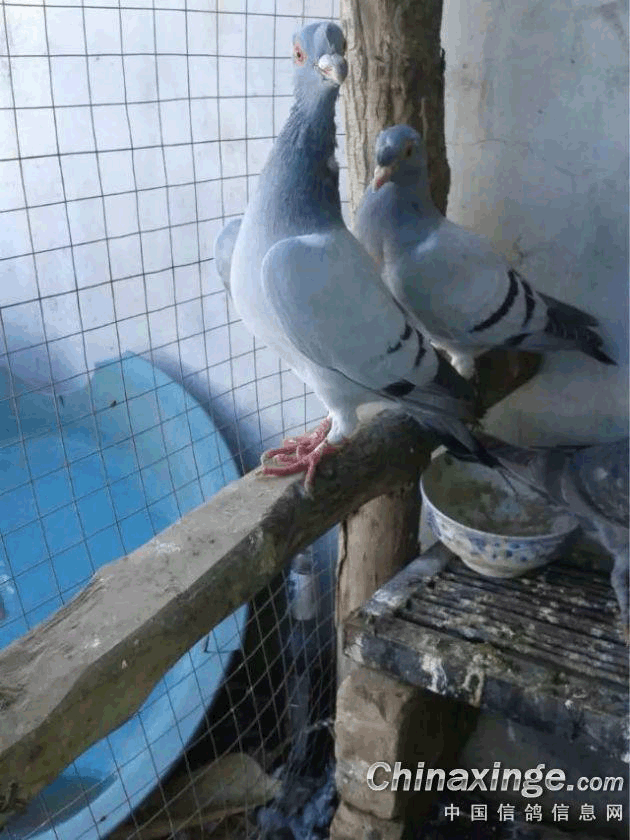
[398,221,614,363]
[261,229,473,418]
[213,218,242,297]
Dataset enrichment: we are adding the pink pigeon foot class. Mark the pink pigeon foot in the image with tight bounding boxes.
[260,417,332,465]
[258,417,343,489]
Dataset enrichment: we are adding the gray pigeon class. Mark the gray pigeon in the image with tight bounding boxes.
[355,124,616,379]
[480,434,629,637]
[213,217,241,297]
[227,23,493,488]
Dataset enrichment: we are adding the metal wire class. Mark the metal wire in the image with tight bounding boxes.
[0,0,343,836]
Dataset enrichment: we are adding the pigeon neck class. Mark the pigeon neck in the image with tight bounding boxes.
[292,81,340,128]
[384,179,443,249]
[393,177,440,218]
[267,89,343,230]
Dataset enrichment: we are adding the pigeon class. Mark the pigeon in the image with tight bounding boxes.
[213,217,241,297]
[480,433,629,637]
[355,124,616,379]
[226,22,494,489]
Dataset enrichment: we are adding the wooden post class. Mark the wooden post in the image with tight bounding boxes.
[337,0,451,680]
[336,461,428,684]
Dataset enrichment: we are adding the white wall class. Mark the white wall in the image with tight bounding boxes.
[443,0,629,445]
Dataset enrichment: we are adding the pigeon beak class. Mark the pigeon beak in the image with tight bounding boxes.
[373,165,394,190]
[317,53,348,86]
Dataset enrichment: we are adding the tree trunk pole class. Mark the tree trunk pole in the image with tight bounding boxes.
[335,462,430,683]
[336,0,450,682]
[340,0,449,222]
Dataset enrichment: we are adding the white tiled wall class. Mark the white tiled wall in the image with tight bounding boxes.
[0,0,344,471]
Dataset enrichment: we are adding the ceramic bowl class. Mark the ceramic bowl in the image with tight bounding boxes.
[420,452,579,579]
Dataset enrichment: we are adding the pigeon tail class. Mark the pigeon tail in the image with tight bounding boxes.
[394,351,484,429]
[539,292,617,365]
[407,411,500,470]
[432,427,500,469]
[574,332,617,366]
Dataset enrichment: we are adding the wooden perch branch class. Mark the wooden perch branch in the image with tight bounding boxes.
[0,349,540,824]
[0,415,432,823]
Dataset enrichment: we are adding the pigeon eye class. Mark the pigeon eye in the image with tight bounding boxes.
[293,44,306,65]
[405,145,413,158]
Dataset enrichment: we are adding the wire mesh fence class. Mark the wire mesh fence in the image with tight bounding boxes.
[0,0,344,836]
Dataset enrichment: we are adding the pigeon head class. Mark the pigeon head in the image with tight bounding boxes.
[292,22,348,100]
[372,125,428,190]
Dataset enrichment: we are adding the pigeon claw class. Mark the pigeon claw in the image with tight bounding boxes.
[260,439,341,492]
[260,417,332,464]
[257,417,340,491]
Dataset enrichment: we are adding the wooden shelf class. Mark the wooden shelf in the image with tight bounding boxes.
[343,552,629,762]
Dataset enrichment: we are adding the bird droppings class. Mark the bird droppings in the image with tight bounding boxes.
[537,606,559,623]
[421,652,447,694]
[462,660,485,705]
[153,541,181,554]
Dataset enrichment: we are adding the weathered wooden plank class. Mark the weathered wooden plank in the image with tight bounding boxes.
[345,617,629,759]
[0,409,457,826]
[400,566,626,681]
[343,559,629,762]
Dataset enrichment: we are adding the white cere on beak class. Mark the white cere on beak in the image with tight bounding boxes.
[317,53,348,85]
